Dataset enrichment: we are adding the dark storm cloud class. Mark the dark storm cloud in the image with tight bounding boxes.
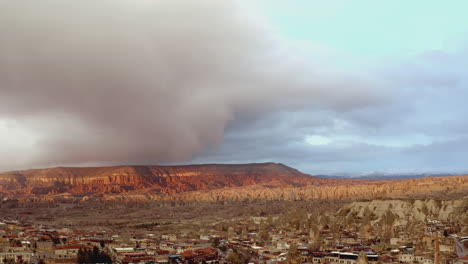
[192,109,400,173]
[0,0,384,170]
[194,45,468,174]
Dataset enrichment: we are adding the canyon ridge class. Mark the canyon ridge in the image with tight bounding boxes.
[0,162,467,202]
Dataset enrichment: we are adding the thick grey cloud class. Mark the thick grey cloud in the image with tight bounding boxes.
[3,0,466,175]
[194,45,468,175]
[0,0,384,171]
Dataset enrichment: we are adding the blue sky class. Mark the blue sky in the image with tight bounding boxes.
[252,0,466,57]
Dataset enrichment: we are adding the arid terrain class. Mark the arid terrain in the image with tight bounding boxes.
[1,163,467,202]
[1,162,467,233]
[1,163,467,264]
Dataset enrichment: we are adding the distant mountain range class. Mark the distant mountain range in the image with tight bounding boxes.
[0,163,467,202]
[316,172,459,180]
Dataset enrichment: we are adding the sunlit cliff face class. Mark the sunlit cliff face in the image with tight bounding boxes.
[1,164,467,201]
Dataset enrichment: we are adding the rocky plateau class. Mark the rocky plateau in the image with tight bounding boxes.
[0,162,467,202]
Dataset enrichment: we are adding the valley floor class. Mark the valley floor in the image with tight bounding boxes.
[0,198,466,264]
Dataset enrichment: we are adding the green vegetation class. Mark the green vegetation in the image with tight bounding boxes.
[77,246,112,264]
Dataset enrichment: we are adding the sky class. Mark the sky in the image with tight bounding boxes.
[1,0,468,175]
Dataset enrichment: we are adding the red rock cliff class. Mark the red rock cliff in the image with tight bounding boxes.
[0,163,329,196]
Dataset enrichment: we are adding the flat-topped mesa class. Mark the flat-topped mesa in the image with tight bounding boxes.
[1,163,466,201]
[0,162,321,196]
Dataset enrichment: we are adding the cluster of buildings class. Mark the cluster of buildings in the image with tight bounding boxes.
[0,219,219,264]
[0,217,466,264]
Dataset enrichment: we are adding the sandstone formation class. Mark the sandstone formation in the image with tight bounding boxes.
[151,175,468,202]
[338,198,468,223]
[0,163,324,196]
[0,163,467,202]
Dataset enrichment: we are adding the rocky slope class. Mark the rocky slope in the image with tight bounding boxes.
[0,163,467,202]
[147,175,468,202]
[338,198,468,223]
[336,198,468,235]
[0,163,329,197]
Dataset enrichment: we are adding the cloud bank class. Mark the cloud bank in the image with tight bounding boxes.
[0,0,384,171]
[194,46,468,174]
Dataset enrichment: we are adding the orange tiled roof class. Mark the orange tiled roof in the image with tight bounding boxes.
[55,245,86,250]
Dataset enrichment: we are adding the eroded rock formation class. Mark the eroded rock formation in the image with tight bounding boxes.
[0,163,467,202]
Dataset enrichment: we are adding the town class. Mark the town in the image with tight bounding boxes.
[1,214,466,264]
